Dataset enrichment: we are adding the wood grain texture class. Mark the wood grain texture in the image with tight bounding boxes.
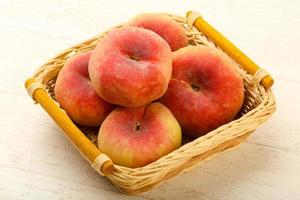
[0,0,299,199]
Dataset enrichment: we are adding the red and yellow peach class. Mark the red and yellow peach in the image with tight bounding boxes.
[98,102,182,168]
[89,26,172,107]
[55,51,114,126]
[128,13,188,51]
[160,46,244,137]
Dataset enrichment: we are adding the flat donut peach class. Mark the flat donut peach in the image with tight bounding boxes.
[89,26,172,107]
[55,51,114,126]
[160,46,244,137]
[98,102,181,168]
[128,13,188,51]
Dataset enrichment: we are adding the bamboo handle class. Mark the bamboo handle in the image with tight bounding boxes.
[186,11,274,89]
[25,78,114,175]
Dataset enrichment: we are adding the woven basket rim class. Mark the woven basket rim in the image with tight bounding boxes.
[27,12,276,194]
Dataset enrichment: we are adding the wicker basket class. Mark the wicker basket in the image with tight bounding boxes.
[25,11,276,194]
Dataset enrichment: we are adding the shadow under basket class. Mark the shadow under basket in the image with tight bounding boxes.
[25,11,276,194]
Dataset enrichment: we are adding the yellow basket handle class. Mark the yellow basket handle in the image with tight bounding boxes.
[186,11,274,89]
[25,78,114,175]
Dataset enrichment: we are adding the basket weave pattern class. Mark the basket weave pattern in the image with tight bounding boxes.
[28,13,276,194]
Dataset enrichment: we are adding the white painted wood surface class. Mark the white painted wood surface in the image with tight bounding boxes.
[1,0,300,199]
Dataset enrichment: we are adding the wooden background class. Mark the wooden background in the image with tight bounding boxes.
[1,0,300,199]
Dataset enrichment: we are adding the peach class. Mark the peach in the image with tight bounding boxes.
[160,46,244,137]
[98,102,182,168]
[89,26,172,107]
[55,51,114,126]
[128,13,188,51]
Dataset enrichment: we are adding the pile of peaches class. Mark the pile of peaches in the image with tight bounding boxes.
[55,13,244,168]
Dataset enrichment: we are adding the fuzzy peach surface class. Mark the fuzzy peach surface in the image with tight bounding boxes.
[89,26,172,107]
[55,51,114,126]
[128,13,188,51]
[160,46,244,137]
[98,102,182,168]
